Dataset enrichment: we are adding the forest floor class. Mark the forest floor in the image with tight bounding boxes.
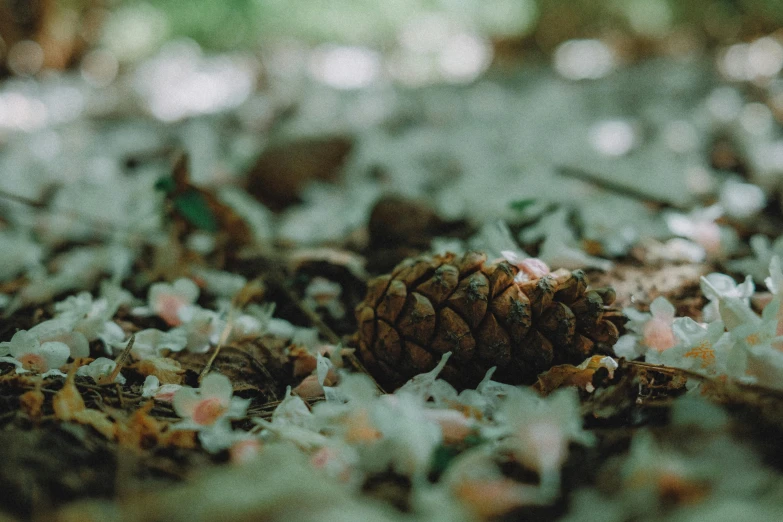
[2,37,783,522]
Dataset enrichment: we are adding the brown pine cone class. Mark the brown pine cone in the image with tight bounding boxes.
[354,251,621,390]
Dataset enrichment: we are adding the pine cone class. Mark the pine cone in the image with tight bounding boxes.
[354,251,621,390]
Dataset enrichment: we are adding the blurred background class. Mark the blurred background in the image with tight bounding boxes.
[3,0,783,78]
[2,0,783,280]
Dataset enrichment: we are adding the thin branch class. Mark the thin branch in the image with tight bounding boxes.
[556,165,689,211]
[199,313,235,383]
[101,334,135,386]
[0,188,46,208]
[0,187,133,235]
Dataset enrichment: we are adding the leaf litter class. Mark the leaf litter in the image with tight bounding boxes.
[3,22,783,522]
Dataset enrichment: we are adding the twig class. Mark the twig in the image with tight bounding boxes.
[199,313,235,383]
[556,165,689,211]
[0,188,133,235]
[101,334,135,386]
[622,359,709,381]
[0,188,46,208]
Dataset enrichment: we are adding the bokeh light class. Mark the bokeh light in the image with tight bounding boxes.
[554,40,615,80]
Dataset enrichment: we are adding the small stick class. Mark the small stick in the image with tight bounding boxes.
[0,188,46,208]
[101,334,135,385]
[0,187,134,235]
[199,314,235,383]
[556,165,689,211]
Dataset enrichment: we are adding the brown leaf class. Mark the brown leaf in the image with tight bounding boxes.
[245,135,353,211]
[116,402,197,449]
[53,375,86,421]
[19,389,45,419]
[534,355,618,395]
[132,357,185,385]
[72,409,117,440]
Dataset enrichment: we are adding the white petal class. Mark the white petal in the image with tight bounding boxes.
[131,305,154,317]
[63,331,90,359]
[9,330,39,358]
[0,356,22,368]
[160,329,188,352]
[146,282,168,307]
[703,273,738,296]
[699,276,721,302]
[649,296,675,319]
[177,304,197,324]
[200,373,233,403]
[665,213,695,236]
[613,334,643,359]
[173,387,201,418]
[28,317,68,338]
[41,369,67,378]
[198,423,237,453]
[155,384,183,402]
[316,353,332,387]
[271,386,312,427]
[766,256,783,294]
[172,278,200,303]
[227,397,250,418]
[100,282,134,318]
[736,275,755,298]
[77,357,118,382]
[98,321,126,345]
[538,237,612,271]
[142,375,161,397]
[672,317,706,346]
[38,341,71,370]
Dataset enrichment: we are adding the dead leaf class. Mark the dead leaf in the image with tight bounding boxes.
[534,355,618,395]
[116,402,196,449]
[132,357,185,385]
[232,278,267,308]
[245,135,353,211]
[72,409,117,440]
[53,375,86,421]
[19,389,45,419]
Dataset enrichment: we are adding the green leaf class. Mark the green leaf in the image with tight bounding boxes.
[430,444,461,476]
[509,199,537,212]
[173,190,219,232]
[155,176,176,193]
[429,433,487,476]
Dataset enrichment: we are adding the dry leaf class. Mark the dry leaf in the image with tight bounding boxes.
[19,389,45,419]
[116,403,157,448]
[115,402,197,449]
[72,409,117,440]
[133,357,185,385]
[161,429,199,449]
[232,278,267,308]
[53,375,86,421]
[245,135,353,211]
[534,355,619,395]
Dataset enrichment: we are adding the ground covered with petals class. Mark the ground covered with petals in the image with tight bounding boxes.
[3,2,783,521]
